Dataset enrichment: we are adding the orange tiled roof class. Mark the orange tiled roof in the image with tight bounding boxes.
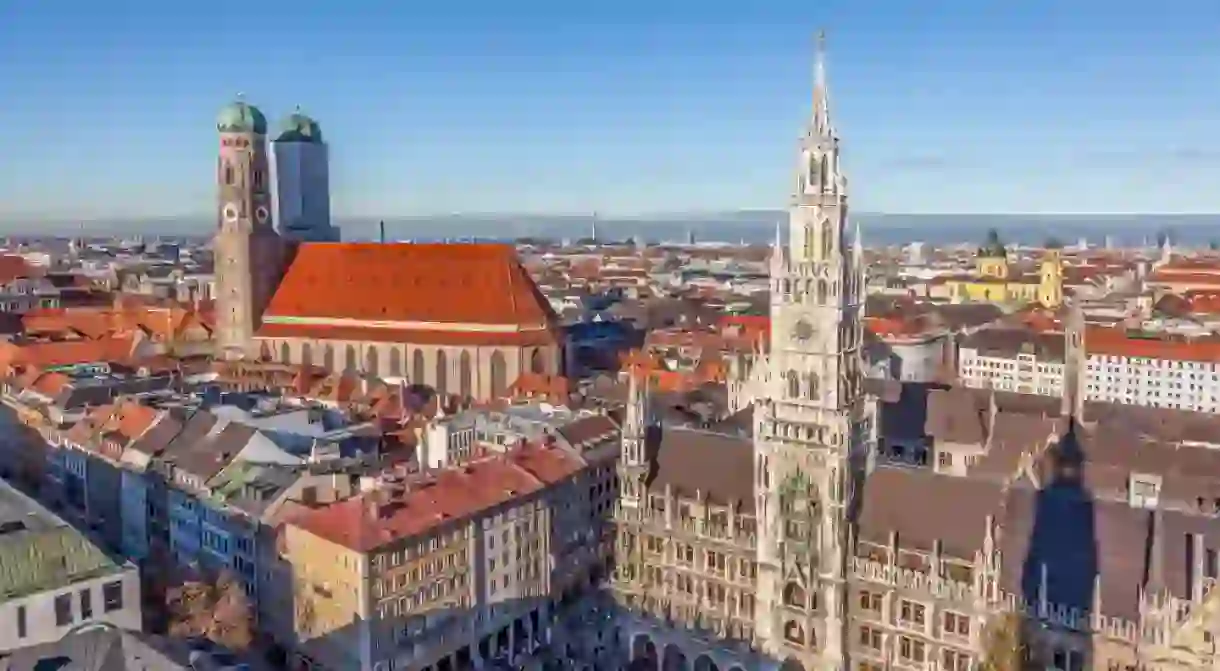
[1087,327,1220,363]
[254,323,557,347]
[508,372,574,404]
[0,335,138,374]
[291,444,583,552]
[263,243,557,327]
[22,303,212,342]
[0,255,37,284]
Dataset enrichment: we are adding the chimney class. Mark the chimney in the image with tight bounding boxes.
[379,220,386,244]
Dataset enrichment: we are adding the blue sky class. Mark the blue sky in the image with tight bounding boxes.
[1,0,1218,221]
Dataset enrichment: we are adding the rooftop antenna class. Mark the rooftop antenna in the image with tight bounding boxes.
[378,220,386,244]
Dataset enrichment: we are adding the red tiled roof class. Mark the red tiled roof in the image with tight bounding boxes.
[0,255,37,284]
[254,322,558,346]
[263,243,557,327]
[291,445,583,552]
[0,335,138,373]
[1088,327,1220,363]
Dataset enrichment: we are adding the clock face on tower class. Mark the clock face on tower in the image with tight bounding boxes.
[792,319,816,342]
[222,203,239,224]
[255,206,269,225]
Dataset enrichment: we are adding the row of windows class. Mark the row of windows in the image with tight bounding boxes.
[857,625,971,669]
[858,591,971,637]
[18,581,125,638]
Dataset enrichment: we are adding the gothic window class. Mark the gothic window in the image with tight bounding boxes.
[459,350,473,399]
[530,348,544,375]
[223,162,234,186]
[783,582,806,609]
[822,221,834,259]
[389,348,403,378]
[279,342,290,363]
[300,343,312,367]
[816,280,828,304]
[782,621,806,646]
[322,345,334,370]
[259,343,270,360]
[820,154,830,192]
[435,350,448,396]
[344,345,357,373]
[365,348,379,377]
[787,370,800,398]
[490,351,507,398]
[253,169,264,190]
[412,349,425,384]
[808,372,820,399]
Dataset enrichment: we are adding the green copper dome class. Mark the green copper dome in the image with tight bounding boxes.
[275,109,324,143]
[217,99,268,135]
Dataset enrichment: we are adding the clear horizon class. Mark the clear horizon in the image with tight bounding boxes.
[3,0,1219,219]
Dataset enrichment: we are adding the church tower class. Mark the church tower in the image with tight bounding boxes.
[214,99,285,360]
[753,34,868,670]
[1038,246,1064,309]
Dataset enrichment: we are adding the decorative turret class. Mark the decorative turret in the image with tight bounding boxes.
[619,367,653,509]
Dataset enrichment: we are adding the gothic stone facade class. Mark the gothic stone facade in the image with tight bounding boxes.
[603,42,1220,671]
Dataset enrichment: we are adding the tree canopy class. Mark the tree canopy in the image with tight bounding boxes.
[166,570,254,652]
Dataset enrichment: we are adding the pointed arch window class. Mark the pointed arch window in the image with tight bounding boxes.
[807,372,820,399]
[412,350,425,384]
[389,348,403,378]
[459,350,473,399]
[322,345,334,370]
[787,370,800,399]
[365,347,379,377]
[279,342,290,363]
[344,345,357,373]
[490,351,507,398]
[435,350,448,396]
[300,343,312,367]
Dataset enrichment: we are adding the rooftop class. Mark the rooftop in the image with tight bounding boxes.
[0,479,128,601]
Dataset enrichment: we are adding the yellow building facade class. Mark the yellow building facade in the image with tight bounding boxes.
[947,247,1063,308]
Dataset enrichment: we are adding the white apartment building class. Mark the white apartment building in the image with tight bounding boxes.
[0,479,142,652]
[958,325,1220,413]
[958,329,1066,397]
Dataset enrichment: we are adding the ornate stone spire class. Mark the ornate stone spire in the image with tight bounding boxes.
[811,30,833,138]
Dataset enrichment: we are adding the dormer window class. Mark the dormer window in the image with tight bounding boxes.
[1129,473,1161,510]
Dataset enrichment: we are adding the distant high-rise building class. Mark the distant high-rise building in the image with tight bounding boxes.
[270,108,337,242]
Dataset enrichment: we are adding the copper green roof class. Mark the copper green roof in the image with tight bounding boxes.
[217,99,268,135]
[0,526,125,600]
[275,109,324,143]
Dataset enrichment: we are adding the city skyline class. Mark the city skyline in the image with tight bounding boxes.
[2,0,1220,221]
